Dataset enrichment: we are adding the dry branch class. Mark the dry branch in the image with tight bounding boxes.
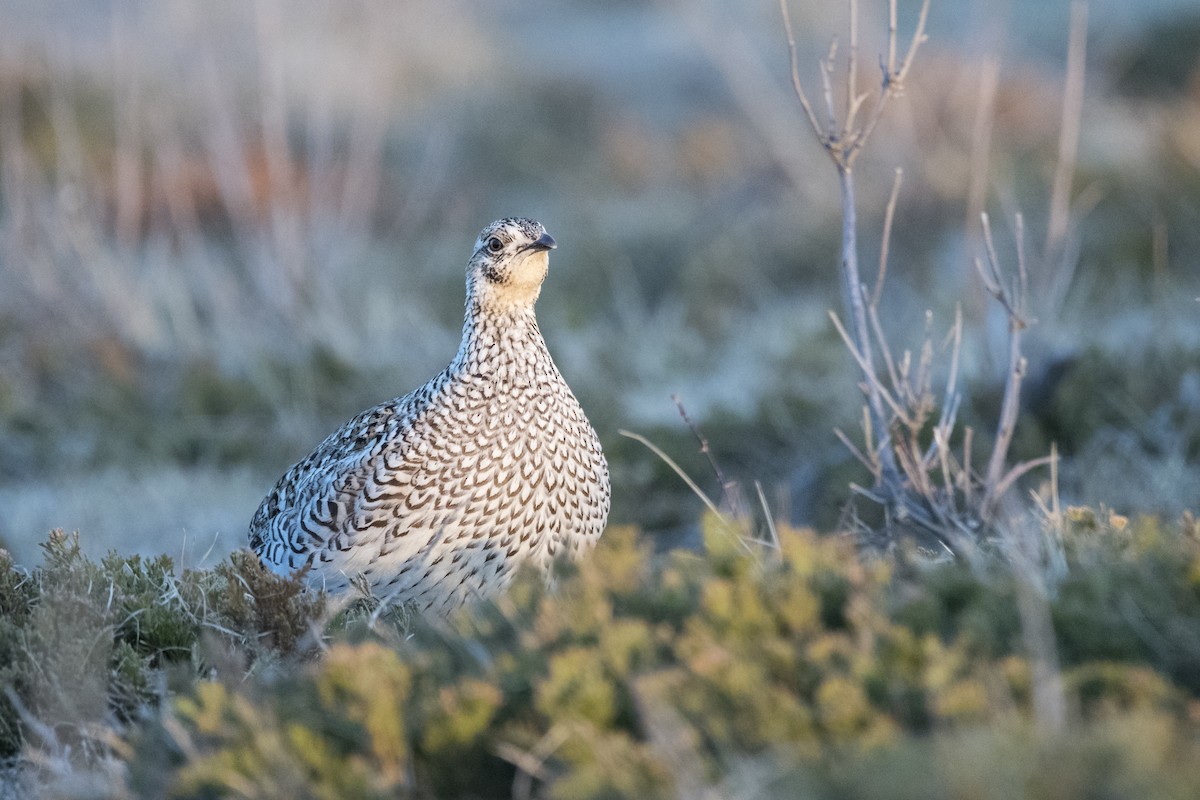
[780,0,932,498]
[780,0,1052,553]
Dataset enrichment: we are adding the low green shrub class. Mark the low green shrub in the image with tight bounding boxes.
[0,531,321,762]
[2,511,1199,798]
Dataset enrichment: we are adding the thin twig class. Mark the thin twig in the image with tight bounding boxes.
[754,480,781,549]
[860,405,877,468]
[1050,443,1061,525]
[850,0,931,164]
[978,212,1003,290]
[894,429,929,497]
[886,0,898,77]
[1015,212,1029,320]
[846,0,860,130]
[778,0,826,140]
[915,311,935,410]
[848,89,871,131]
[992,454,1056,504]
[837,168,898,484]
[976,213,1025,322]
[982,215,1033,516]
[673,394,733,508]
[821,38,841,135]
[983,350,1026,517]
[835,427,875,473]
[872,167,904,306]
[936,305,964,433]
[929,391,961,466]
[829,310,910,425]
[865,288,903,402]
[962,426,975,505]
[933,427,958,517]
[849,482,886,505]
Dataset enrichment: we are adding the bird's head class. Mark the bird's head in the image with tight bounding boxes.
[467,217,556,312]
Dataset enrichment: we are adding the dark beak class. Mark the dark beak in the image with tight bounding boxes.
[527,232,556,252]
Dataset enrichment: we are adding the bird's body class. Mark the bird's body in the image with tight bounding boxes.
[249,219,610,611]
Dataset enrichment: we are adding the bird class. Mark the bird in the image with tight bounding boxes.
[248,218,610,612]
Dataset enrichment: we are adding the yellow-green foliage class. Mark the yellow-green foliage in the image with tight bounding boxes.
[152,645,413,800]
[0,531,322,760]
[5,512,1200,798]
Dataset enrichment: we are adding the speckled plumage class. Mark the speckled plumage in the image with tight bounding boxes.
[249,218,610,612]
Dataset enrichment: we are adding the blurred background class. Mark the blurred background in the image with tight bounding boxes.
[0,0,1197,568]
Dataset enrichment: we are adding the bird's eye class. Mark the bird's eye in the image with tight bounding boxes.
[486,237,503,253]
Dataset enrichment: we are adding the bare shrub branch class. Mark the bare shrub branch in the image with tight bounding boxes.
[779,0,932,502]
[779,0,1056,554]
[780,0,930,169]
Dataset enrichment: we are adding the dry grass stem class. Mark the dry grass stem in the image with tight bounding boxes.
[834,427,873,473]
[754,480,782,549]
[618,430,726,525]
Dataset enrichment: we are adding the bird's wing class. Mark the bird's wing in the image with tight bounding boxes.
[248,385,434,569]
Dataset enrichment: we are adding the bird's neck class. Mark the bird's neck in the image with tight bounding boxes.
[451,299,550,376]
